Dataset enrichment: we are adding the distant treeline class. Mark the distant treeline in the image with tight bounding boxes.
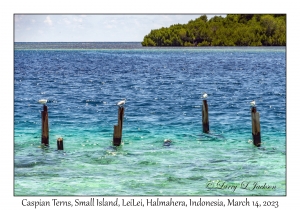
[141,14,286,47]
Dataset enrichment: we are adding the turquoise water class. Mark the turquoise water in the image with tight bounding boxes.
[14,43,286,196]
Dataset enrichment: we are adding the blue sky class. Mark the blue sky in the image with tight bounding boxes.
[14,14,225,42]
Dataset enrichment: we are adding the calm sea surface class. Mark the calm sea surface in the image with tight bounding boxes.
[14,42,286,196]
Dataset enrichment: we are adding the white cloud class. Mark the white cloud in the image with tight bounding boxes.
[73,17,83,23]
[44,16,53,26]
[63,18,71,25]
[14,15,24,22]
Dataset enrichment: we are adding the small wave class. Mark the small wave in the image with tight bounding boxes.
[166,176,186,184]
[209,159,228,163]
[81,99,102,105]
[187,175,205,181]
[15,162,37,168]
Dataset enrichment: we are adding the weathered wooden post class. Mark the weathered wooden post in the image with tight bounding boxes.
[250,100,261,147]
[57,137,64,150]
[113,107,124,146]
[202,93,209,133]
[39,99,49,146]
[113,99,126,146]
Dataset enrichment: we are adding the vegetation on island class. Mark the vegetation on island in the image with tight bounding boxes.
[141,14,286,47]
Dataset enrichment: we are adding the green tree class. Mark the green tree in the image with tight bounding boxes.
[141,14,286,47]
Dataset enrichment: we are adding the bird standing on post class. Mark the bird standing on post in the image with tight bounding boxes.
[113,99,126,146]
[202,92,208,99]
[250,100,256,107]
[38,99,47,104]
[117,98,126,107]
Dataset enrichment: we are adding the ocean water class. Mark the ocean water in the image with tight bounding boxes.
[14,42,286,196]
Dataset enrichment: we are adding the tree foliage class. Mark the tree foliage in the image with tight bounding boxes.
[141,14,286,46]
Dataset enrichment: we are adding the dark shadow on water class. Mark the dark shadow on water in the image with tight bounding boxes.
[257,146,286,155]
[209,159,229,163]
[138,160,157,166]
[55,150,67,156]
[198,131,226,142]
[108,144,124,151]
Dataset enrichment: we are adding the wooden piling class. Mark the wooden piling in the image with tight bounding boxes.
[113,107,124,146]
[41,104,49,146]
[57,138,64,150]
[202,99,209,133]
[251,107,261,147]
